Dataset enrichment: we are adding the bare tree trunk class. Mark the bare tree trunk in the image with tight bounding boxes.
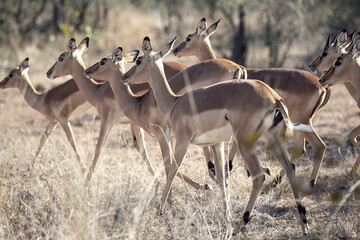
[161,0,184,36]
[75,1,89,30]
[231,4,247,65]
[52,1,61,33]
[265,14,280,67]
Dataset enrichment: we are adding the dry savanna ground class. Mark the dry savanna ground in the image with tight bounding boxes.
[0,63,359,239]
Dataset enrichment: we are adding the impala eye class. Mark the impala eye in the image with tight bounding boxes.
[334,61,341,66]
[58,56,64,62]
[136,60,141,65]
[100,59,105,65]
[321,52,327,57]
[186,36,191,42]
[8,73,13,78]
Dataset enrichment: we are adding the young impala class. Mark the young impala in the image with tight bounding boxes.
[122,36,311,235]
[0,58,86,172]
[174,17,330,191]
[318,40,360,182]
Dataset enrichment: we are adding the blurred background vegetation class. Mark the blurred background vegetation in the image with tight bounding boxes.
[1,0,360,72]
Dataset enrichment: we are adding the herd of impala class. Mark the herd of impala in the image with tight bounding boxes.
[1,18,359,236]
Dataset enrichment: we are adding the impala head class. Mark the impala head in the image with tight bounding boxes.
[309,29,355,74]
[319,40,360,87]
[122,36,176,85]
[173,17,220,58]
[84,47,139,81]
[0,58,30,89]
[46,37,89,79]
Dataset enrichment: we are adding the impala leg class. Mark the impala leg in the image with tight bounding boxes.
[344,125,360,183]
[348,125,360,154]
[161,138,190,213]
[86,116,115,183]
[266,131,305,190]
[59,119,85,173]
[203,146,217,182]
[212,142,231,222]
[233,140,265,234]
[303,129,326,188]
[130,123,158,182]
[346,154,360,183]
[231,142,270,178]
[228,142,237,174]
[156,130,209,192]
[266,136,309,235]
[33,122,58,165]
[278,122,287,141]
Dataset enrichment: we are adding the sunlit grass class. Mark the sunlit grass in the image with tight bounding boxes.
[0,97,359,239]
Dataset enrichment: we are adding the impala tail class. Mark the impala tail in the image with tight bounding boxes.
[275,99,314,133]
[234,66,247,79]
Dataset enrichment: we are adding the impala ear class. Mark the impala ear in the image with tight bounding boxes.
[353,32,360,43]
[154,37,176,60]
[77,37,89,55]
[330,33,337,45]
[142,37,152,55]
[203,19,220,38]
[347,29,356,43]
[112,47,123,63]
[67,38,77,54]
[336,29,347,47]
[125,50,139,63]
[325,35,331,47]
[19,57,29,72]
[196,18,207,35]
[352,39,360,56]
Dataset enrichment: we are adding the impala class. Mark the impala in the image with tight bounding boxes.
[85,47,214,191]
[122,37,311,235]
[318,40,360,182]
[309,29,355,74]
[174,17,330,190]
[310,29,360,153]
[309,29,359,107]
[0,58,86,172]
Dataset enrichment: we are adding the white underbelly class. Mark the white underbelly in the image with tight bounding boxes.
[191,124,233,146]
[117,116,131,124]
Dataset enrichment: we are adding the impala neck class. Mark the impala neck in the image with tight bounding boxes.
[348,59,360,102]
[17,74,45,113]
[70,59,99,106]
[148,61,179,120]
[108,68,142,124]
[197,38,216,61]
[343,82,358,102]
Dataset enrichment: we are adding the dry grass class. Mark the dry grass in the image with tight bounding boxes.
[0,71,359,239]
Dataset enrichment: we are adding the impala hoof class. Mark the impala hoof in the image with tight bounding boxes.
[157,208,165,216]
[232,221,246,236]
[310,179,315,188]
[339,182,350,191]
[302,224,310,235]
[261,183,275,194]
[203,183,213,191]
